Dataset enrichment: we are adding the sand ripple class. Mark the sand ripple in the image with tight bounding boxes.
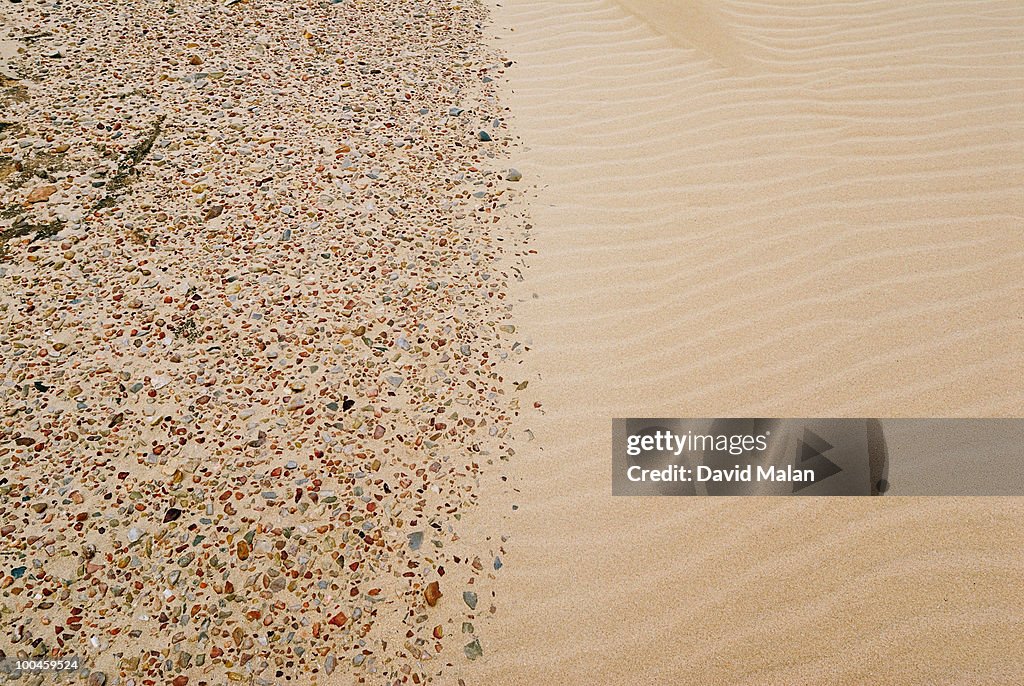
[465,0,1024,683]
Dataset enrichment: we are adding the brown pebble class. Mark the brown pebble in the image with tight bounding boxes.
[27,185,58,203]
[328,610,347,627]
[424,581,442,607]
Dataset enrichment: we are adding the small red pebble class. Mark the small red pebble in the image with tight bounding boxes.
[172,677,188,686]
[328,611,347,627]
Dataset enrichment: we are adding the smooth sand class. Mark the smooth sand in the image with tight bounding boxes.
[462,0,1024,683]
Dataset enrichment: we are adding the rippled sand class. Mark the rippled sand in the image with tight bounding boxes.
[464,0,1024,683]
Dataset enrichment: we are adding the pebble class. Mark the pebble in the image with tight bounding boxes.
[464,639,483,661]
[463,591,478,610]
[506,168,523,182]
[425,581,443,607]
[163,508,182,523]
[203,204,224,221]
[26,185,58,203]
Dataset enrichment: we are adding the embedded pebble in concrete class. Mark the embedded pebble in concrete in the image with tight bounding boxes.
[0,0,531,683]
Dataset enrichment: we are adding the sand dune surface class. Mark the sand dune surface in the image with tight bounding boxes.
[461,0,1024,683]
